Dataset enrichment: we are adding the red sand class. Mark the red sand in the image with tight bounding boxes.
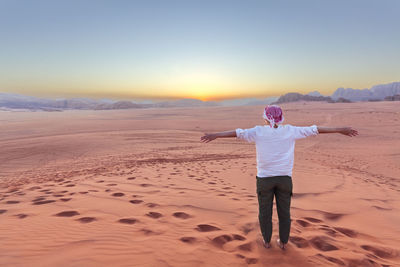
[0,101,399,266]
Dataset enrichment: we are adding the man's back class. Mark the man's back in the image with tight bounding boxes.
[236,124,319,177]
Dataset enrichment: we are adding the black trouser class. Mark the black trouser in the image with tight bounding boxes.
[256,175,292,244]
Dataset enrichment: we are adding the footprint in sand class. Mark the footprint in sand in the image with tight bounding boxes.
[237,242,253,252]
[112,192,125,197]
[130,200,143,204]
[146,203,158,208]
[321,211,344,221]
[28,186,41,191]
[315,254,345,266]
[140,228,159,236]
[127,177,136,180]
[65,184,75,187]
[79,192,88,194]
[195,224,221,232]
[15,214,28,219]
[180,237,197,244]
[212,234,246,247]
[54,211,80,217]
[233,234,246,241]
[96,180,104,183]
[333,227,358,238]
[146,212,162,219]
[106,183,117,186]
[172,212,191,219]
[5,200,20,204]
[118,218,138,224]
[289,236,309,248]
[76,217,97,223]
[33,200,56,205]
[361,245,397,259]
[319,226,338,237]
[245,258,258,265]
[296,219,311,227]
[32,197,46,201]
[304,217,323,223]
[39,189,51,192]
[52,194,64,197]
[60,198,72,202]
[309,236,339,251]
[0,209,7,214]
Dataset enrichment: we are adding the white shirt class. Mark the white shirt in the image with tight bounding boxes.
[236,124,319,177]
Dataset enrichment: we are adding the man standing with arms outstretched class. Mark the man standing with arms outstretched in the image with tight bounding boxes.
[201,105,358,249]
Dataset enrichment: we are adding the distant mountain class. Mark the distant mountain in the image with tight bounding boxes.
[0,93,223,110]
[384,94,400,101]
[273,92,334,104]
[94,101,151,110]
[0,93,127,110]
[53,98,103,109]
[307,91,323,97]
[0,93,59,109]
[331,82,400,101]
[335,97,352,103]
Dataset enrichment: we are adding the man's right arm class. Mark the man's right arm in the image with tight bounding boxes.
[200,130,237,143]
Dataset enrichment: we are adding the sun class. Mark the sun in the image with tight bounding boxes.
[168,70,235,101]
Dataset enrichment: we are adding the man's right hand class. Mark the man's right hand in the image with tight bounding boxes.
[339,127,358,137]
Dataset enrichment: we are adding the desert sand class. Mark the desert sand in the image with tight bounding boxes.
[0,101,399,267]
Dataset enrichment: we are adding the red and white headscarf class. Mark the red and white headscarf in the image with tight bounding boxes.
[263,105,284,127]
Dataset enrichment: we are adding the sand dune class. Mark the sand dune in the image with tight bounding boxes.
[0,102,399,266]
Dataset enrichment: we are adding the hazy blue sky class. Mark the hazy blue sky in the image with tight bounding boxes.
[1,0,399,100]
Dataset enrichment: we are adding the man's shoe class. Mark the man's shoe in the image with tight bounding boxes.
[276,239,286,250]
[263,239,271,249]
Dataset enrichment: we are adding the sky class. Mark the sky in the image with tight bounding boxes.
[1,0,399,101]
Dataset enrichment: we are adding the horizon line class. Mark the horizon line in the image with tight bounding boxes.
[1,80,398,102]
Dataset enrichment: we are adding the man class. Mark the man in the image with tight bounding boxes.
[200,105,358,249]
